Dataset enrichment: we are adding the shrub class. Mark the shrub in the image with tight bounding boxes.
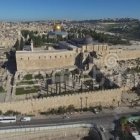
[34,74,44,79]
[67,105,75,112]
[4,110,21,116]
[49,108,57,114]
[97,105,102,111]
[23,74,33,80]
[0,110,2,115]
[57,106,66,114]
[0,86,4,93]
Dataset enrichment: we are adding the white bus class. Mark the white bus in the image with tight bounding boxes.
[0,116,16,123]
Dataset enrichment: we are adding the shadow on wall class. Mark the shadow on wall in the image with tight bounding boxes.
[75,52,84,69]
[89,65,119,89]
[2,50,17,74]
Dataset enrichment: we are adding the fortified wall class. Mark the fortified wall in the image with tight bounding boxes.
[16,44,110,72]
[109,49,140,60]
[16,50,76,71]
[16,43,140,72]
[96,48,140,68]
[0,89,122,114]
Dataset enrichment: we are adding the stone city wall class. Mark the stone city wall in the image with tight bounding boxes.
[118,50,140,60]
[16,47,140,72]
[16,44,110,71]
[0,88,122,114]
[16,50,76,71]
[96,49,140,68]
[108,49,140,60]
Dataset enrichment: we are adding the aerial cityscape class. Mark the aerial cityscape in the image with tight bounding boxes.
[0,0,140,140]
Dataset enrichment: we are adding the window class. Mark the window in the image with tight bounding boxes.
[55,56,57,58]
[20,58,23,60]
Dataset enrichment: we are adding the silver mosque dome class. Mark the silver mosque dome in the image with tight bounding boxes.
[84,35,93,44]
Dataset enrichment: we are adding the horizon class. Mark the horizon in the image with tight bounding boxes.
[0,17,140,22]
[0,0,140,21]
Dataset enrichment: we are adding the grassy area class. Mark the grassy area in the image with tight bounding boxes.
[0,86,4,93]
[18,80,34,85]
[23,74,33,80]
[34,74,44,79]
[83,74,91,78]
[16,86,39,95]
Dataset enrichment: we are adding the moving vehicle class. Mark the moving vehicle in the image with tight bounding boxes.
[63,115,70,119]
[0,116,16,123]
[20,117,31,122]
[100,126,106,132]
[93,108,99,114]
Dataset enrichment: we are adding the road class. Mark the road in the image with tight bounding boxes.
[0,110,139,130]
[0,110,139,140]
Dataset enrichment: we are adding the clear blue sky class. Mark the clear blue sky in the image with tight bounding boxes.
[0,0,140,21]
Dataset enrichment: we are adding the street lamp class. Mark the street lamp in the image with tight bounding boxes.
[85,97,88,108]
[80,97,83,111]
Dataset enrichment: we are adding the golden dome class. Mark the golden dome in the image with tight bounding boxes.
[54,24,61,31]
[56,25,61,30]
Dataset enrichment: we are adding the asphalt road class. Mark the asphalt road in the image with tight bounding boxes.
[0,110,139,130]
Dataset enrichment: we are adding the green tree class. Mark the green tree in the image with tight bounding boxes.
[21,30,30,39]
[13,39,20,50]
[136,119,140,128]
[20,37,25,50]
